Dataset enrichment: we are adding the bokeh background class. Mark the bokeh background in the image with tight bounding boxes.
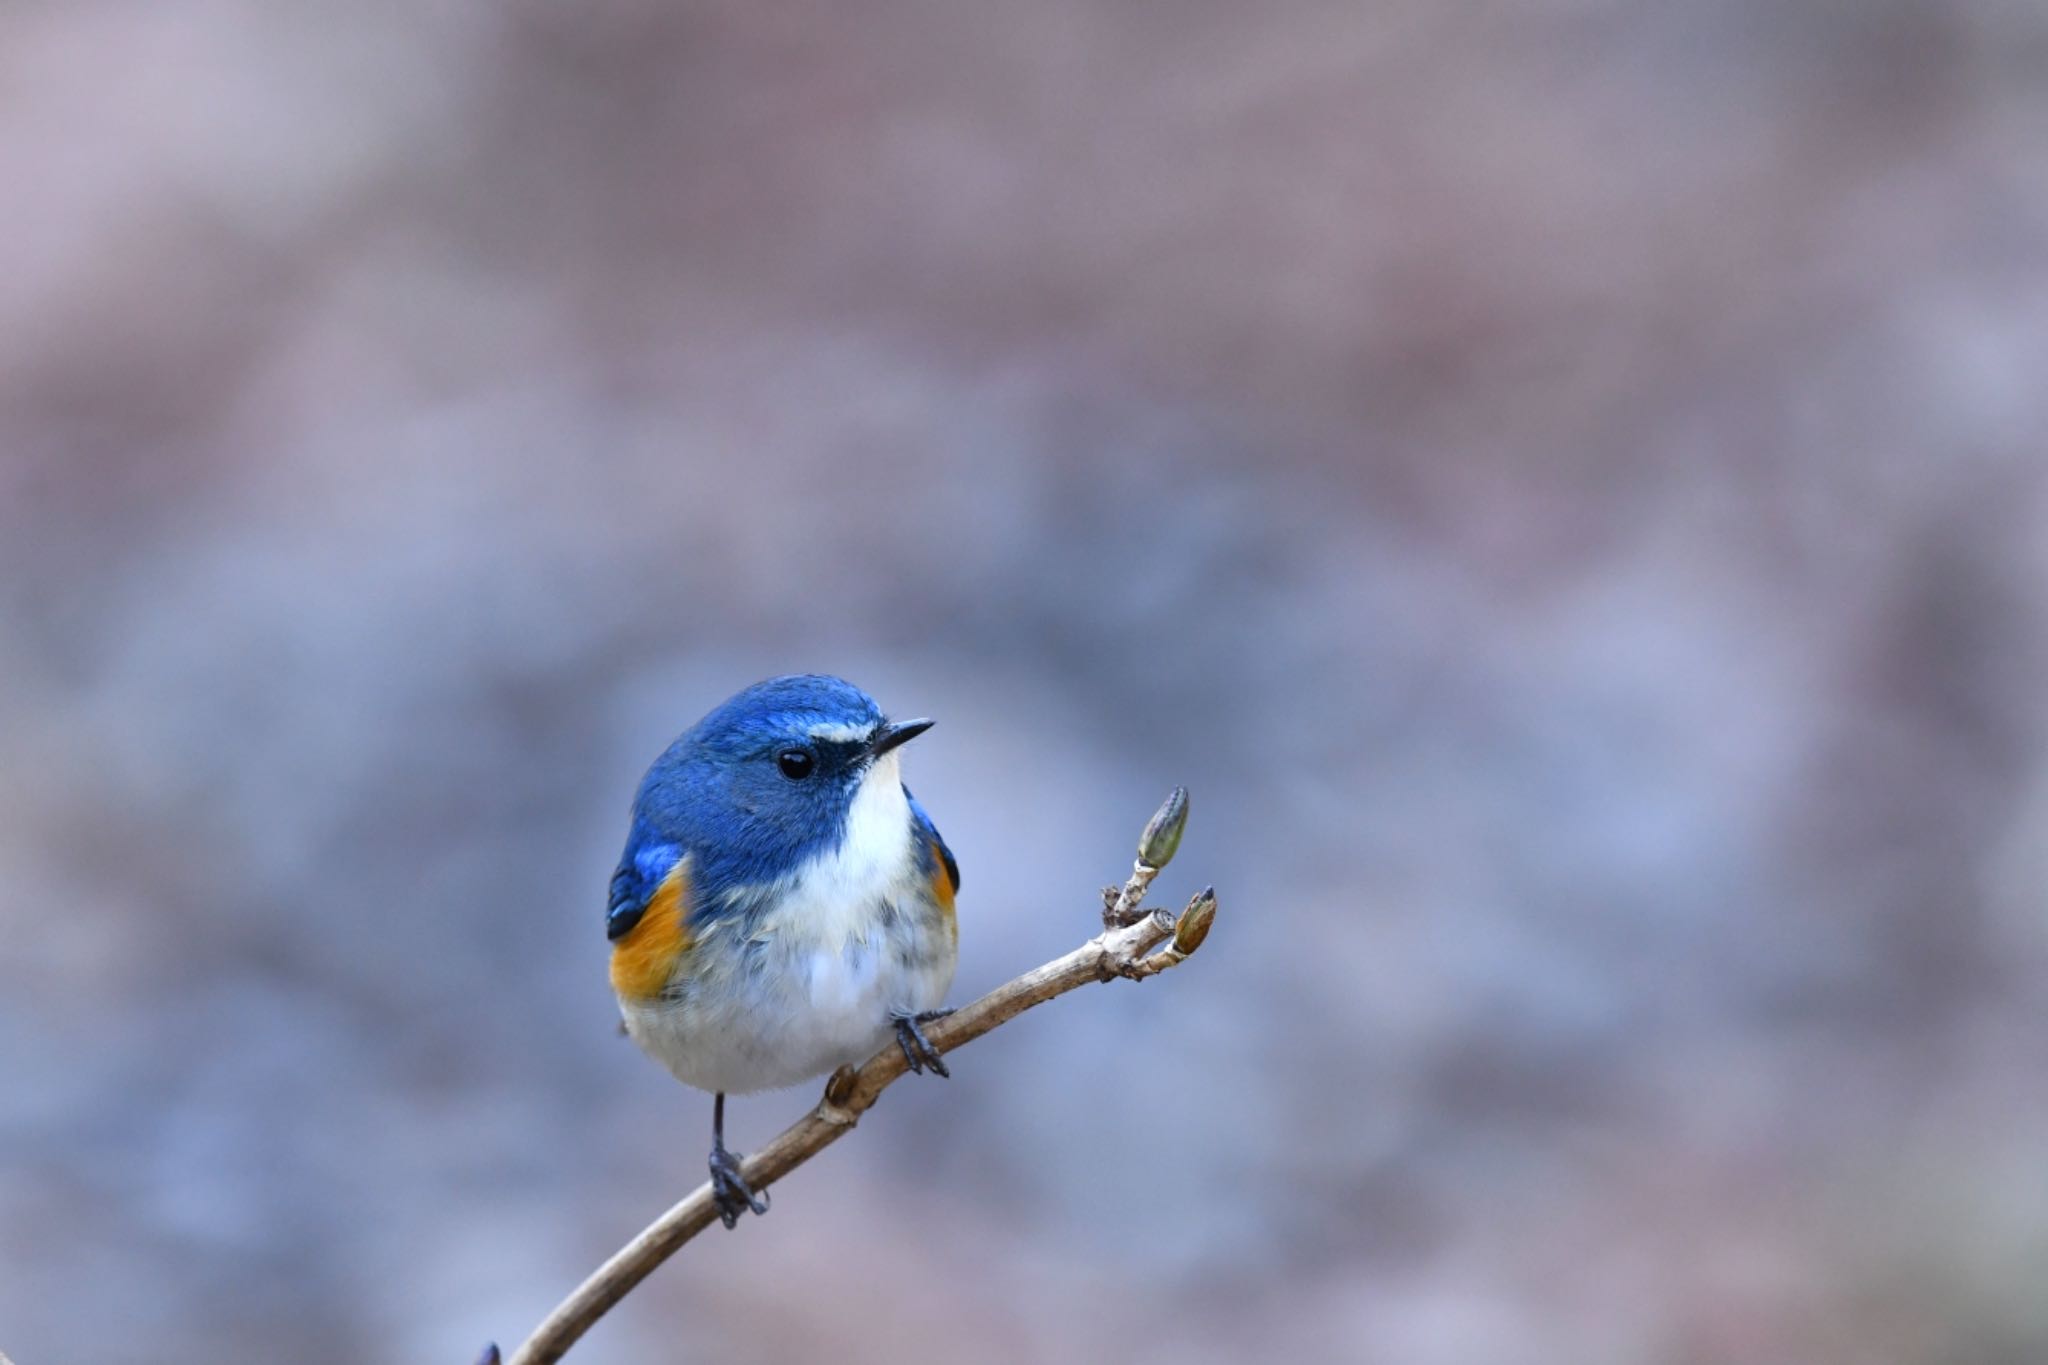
[6,1,2048,1361]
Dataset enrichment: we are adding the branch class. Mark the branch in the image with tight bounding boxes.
[488,789,1215,1365]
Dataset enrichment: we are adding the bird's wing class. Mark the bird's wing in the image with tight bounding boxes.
[904,786,960,895]
[607,817,686,941]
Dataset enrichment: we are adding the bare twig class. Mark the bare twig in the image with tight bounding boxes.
[493,791,1215,1365]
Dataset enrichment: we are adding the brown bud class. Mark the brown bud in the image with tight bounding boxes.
[1173,886,1216,955]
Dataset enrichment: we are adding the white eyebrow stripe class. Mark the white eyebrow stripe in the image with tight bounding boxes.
[807,721,876,743]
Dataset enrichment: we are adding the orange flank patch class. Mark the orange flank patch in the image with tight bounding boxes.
[927,838,958,948]
[609,860,692,1001]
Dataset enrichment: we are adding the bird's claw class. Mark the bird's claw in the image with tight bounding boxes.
[708,1142,769,1229]
[892,1009,952,1078]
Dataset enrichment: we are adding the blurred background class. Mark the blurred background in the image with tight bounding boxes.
[5,1,2048,1361]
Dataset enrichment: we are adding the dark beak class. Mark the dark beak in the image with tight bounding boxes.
[871,717,934,757]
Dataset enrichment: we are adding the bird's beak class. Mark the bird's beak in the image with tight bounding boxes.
[870,717,934,757]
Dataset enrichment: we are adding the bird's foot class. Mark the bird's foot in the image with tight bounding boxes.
[892,1008,953,1078]
[708,1141,769,1230]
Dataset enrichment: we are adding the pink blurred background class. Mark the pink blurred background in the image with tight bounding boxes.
[6,2,2048,1361]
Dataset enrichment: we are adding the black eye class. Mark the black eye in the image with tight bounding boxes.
[777,748,816,780]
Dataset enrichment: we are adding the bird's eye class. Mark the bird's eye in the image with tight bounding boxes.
[777,748,816,780]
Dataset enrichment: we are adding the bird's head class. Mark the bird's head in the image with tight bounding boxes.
[647,674,933,893]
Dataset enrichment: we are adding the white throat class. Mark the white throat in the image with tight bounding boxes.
[795,749,913,917]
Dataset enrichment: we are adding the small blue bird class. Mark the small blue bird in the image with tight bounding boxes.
[607,675,960,1227]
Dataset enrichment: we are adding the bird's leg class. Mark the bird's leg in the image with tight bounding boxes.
[707,1092,769,1229]
[891,1008,953,1078]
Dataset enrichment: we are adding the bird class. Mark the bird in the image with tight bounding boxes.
[606,674,961,1227]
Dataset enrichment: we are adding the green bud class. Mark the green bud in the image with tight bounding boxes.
[1173,886,1216,955]
[1137,786,1190,868]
